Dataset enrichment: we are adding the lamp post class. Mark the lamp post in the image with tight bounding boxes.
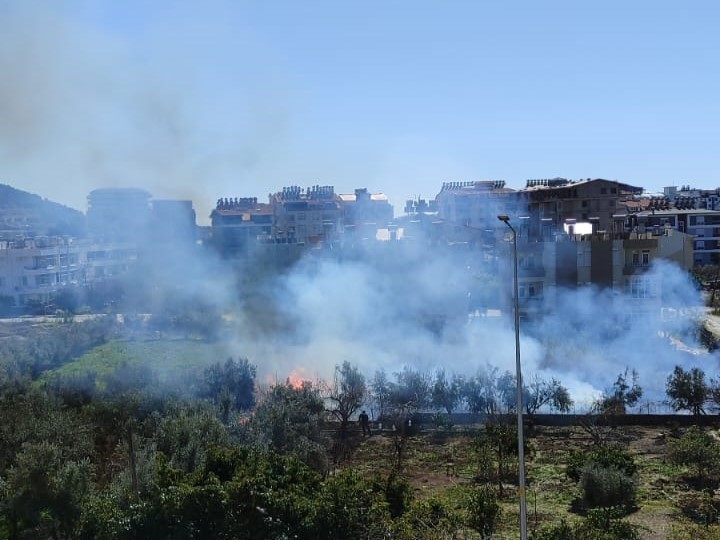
[497,214,528,540]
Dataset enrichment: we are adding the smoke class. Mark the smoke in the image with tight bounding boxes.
[1,3,716,408]
[0,2,293,222]
[198,240,714,409]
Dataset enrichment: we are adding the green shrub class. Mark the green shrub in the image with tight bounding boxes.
[566,444,637,482]
[668,427,720,488]
[532,509,640,540]
[580,463,636,511]
[464,486,501,537]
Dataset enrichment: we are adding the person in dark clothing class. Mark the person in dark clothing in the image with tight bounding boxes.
[359,410,371,436]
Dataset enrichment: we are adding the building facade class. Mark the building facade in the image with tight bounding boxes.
[0,236,137,308]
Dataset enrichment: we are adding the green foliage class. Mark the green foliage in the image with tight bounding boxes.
[5,441,94,539]
[311,469,391,540]
[200,357,256,411]
[666,365,710,415]
[431,369,463,414]
[383,471,413,519]
[154,406,230,473]
[580,462,637,511]
[566,444,637,482]
[598,368,642,414]
[393,497,461,540]
[524,375,574,414]
[532,508,640,540]
[463,485,501,537]
[463,365,500,415]
[389,366,430,410]
[326,361,366,431]
[250,381,329,472]
[668,426,720,488]
[474,423,522,483]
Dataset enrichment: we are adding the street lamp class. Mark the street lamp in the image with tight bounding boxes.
[497,214,528,540]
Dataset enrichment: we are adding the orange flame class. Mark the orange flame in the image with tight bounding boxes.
[286,367,309,389]
[264,367,311,389]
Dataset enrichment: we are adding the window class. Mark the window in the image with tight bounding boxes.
[582,200,588,207]
[611,188,617,194]
[642,250,650,265]
[629,278,652,298]
[632,252,640,266]
[600,187,607,195]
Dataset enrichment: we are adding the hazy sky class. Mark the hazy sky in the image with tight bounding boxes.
[1,0,719,223]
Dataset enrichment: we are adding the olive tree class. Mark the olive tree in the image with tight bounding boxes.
[666,366,710,416]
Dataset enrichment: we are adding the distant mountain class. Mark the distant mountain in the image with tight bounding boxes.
[0,183,85,237]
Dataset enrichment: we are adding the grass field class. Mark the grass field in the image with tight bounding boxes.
[38,338,235,385]
[344,424,720,539]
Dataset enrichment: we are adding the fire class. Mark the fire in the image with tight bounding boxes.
[264,367,311,389]
[286,367,310,389]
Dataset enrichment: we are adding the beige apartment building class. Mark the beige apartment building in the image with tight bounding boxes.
[497,227,694,320]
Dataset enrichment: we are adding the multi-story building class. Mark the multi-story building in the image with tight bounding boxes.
[151,199,197,243]
[209,198,273,256]
[87,188,152,240]
[338,188,393,240]
[496,227,694,320]
[271,185,342,245]
[520,178,643,239]
[435,181,518,230]
[0,236,137,308]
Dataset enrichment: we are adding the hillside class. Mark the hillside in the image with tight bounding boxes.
[0,183,85,237]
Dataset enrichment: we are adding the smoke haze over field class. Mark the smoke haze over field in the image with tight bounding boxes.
[157,240,716,408]
[1,2,720,406]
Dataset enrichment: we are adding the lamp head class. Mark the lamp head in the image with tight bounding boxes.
[497,215,510,222]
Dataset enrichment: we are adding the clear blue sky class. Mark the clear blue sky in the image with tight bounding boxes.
[1,0,718,222]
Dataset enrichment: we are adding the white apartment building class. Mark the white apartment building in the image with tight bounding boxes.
[0,236,137,308]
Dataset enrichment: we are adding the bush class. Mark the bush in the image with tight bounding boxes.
[464,486,501,537]
[580,463,636,511]
[677,491,720,525]
[383,471,413,518]
[566,444,637,482]
[668,427,720,489]
[393,497,460,540]
[532,509,640,540]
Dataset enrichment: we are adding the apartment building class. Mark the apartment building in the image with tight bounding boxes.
[87,188,152,240]
[338,188,393,240]
[209,198,273,256]
[435,181,519,230]
[0,236,137,308]
[270,185,342,245]
[520,178,643,238]
[496,227,694,320]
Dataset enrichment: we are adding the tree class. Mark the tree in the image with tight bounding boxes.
[201,357,257,412]
[524,375,573,415]
[389,367,430,411]
[463,366,500,415]
[325,361,366,439]
[598,368,642,414]
[370,369,391,420]
[250,381,329,472]
[430,369,463,414]
[666,366,710,415]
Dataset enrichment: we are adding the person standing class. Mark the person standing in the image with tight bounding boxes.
[359,410,371,436]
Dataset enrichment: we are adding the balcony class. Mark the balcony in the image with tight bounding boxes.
[519,266,546,278]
